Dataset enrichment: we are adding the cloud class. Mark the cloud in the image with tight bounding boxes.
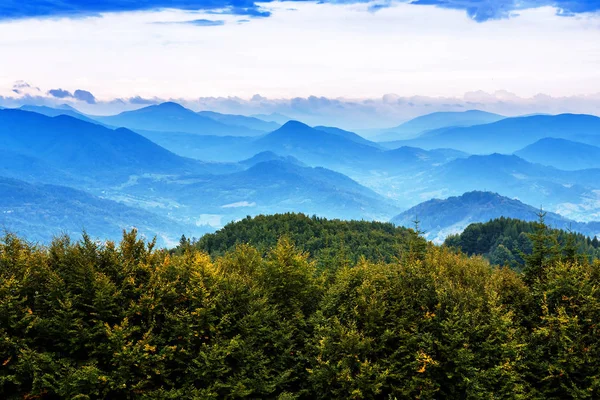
[42,87,97,104]
[154,18,226,26]
[368,1,393,12]
[13,81,33,89]
[206,6,271,17]
[182,19,225,26]
[3,82,600,129]
[0,0,598,22]
[182,91,600,129]
[129,96,159,105]
[48,88,73,98]
[11,81,40,95]
[410,0,600,22]
[73,89,96,104]
[251,94,267,101]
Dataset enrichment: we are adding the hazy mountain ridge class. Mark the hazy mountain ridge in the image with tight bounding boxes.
[5,103,600,244]
[392,191,600,243]
[198,110,281,132]
[375,110,505,142]
[135,130,255,162]
[363,151,600,220]
[132,121,470,184]
[252,121,381,166]
[423,153,600,214]
[394,113,600,154]
[314,125,382,148]
[0,109,205,177]
[246,121,467,172]
[0,109,399,239]
[93,102,264,136]
[114,159,401,227]
[515,138,600,170]
[239,151,306,167]
[250,112,291,125]
[0,175,205,246]
[19,104,102,125]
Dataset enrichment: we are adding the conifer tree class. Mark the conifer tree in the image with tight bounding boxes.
[523,208,559,283]
[405,216,427,262]
[562,225,580,264]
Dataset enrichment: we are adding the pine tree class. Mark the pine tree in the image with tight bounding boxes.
[562,225,580,264]
[405,217,427,262]
[523,209,559,283]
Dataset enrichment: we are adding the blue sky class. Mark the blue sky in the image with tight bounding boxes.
[0,0,599,113]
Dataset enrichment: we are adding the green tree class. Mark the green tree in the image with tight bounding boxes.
[523,209,560,283]
[490,243,516,267]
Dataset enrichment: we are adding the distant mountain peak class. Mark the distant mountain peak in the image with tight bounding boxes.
[393,112,600,154]
[0,108,197,175]
[266,120,316,138]
[514,137,600,170]
[251,150,278,158]
[459,109,499,115]
[280,120,311,130]
[376,109,505,142]
[408,191,513,208]
[240,151,305,167]
[94,102,263,136]
[156,101,186,109]
[391,190,576,243]
[452,190,506,201]
[150,102,191,113]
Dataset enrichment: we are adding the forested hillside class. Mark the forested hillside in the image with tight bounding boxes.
[445,216,600,269]
[391,191,600,242]
[192,213,415,267]
[1,215,599,398]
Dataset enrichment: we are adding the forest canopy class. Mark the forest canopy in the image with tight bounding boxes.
[1,214,599,398]
[445,216,600,269]
[190,213,414,264]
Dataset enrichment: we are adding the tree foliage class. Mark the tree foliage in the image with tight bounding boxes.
[1,216,599,398]
[191,213,418,270]
[445,216,600,270]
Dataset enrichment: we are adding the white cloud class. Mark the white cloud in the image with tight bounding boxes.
[3,87,600,129]
[221,201,257,208]
[0,2,599,102]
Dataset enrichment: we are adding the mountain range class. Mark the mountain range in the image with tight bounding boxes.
[239,151,306,167]
[0,176,205,246]
[391,191,600,243]
[376,110,505,142]
[92,102,264,136]
[0,109,212,180]
[515,138,600,170]
[5,101,600,246]
[314,126,382,148]
[421,154,600,215]
[387,114,600,154]
[197,110,280,132]
[136,120,468,174]
[0,109,401,241]
[110,159,400,227]
[19,104,101,125]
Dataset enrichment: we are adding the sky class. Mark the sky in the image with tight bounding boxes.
[0,0,599,126]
